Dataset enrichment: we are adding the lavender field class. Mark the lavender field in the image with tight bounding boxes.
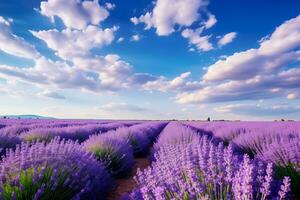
[0,119,299,200]
[1,0,300,199]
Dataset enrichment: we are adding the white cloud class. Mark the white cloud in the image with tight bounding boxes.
[105,2,115,10]
[287,92,299,100]
[0,55,134,92]
[31,25,118,60]
[204,15,300,83]
[117,37,124,43]
[214,103,300,116]
[176,66,300,104]
[130,17,139,25]
[181,27,213,51]
[204,13,217,29]
[0,16,40,59]
[131,34,140,41]
[176,16,300,103]
[132,0,208,36]
[0,16,11,26]
[68,54,134,90]
[217,32,237,46]
[40,0,109,30]
[130,0,230,53]
[98,102,147,112]
[143,72,202,92]
[0,84,26,97]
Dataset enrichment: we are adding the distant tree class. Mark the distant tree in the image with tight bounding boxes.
[281,119,285,121]
[207,117,211,121]
[3,116,7,119]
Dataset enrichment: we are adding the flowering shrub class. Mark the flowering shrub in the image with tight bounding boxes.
[83,132,134,177]
[0,138,112,200]
[0,133,21,156]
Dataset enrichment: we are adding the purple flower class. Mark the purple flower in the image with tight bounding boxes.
[260,163,273,199]
[278,176,291,200]
[0,137,112,199]
[83,132,134,176]
[124,122,291,200]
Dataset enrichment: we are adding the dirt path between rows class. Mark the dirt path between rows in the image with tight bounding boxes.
[106,157,150,200]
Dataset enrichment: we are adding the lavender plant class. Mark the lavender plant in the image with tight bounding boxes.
[83,132,134,177]
[0,138,112,200]
[0,133,21,156]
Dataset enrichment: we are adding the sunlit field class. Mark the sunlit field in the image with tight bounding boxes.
[0,119,299,199]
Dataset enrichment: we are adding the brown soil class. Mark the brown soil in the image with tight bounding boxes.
[106,157,150,200]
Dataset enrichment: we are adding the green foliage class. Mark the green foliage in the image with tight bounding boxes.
[275,163,300,198]
[23,134,53,143]
[93,146,124,174]
[0,166,78,200]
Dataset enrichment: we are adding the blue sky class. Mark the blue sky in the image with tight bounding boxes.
[0,0,299,120]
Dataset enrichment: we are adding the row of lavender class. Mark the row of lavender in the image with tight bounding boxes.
[0,119,142,155]
[183,121,300,198]
[124,122,292,200]
[0,119,167,199]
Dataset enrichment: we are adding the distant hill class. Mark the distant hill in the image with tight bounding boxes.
[0,115,55,119]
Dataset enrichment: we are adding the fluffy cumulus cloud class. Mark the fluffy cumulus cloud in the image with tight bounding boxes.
[72,54,134,90]
[205,16,300,82]
[31,25,118,60]
[142,72,203,92]
[40,0,109,30]
[4,0,146,92]
[0,0,174,94]
[181,27,213,51]
[217,32,237,47]
[130,0,234,52]
[0,55,136,92]
[0,16,40,59]
[176,15,300,104]
[131,0,208,36]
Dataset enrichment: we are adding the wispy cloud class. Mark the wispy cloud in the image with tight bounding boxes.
[131,34,140,42]
[0,16,40,59]
[214,103,300,116]
[217,32,237,47]
[98,102,147,112]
